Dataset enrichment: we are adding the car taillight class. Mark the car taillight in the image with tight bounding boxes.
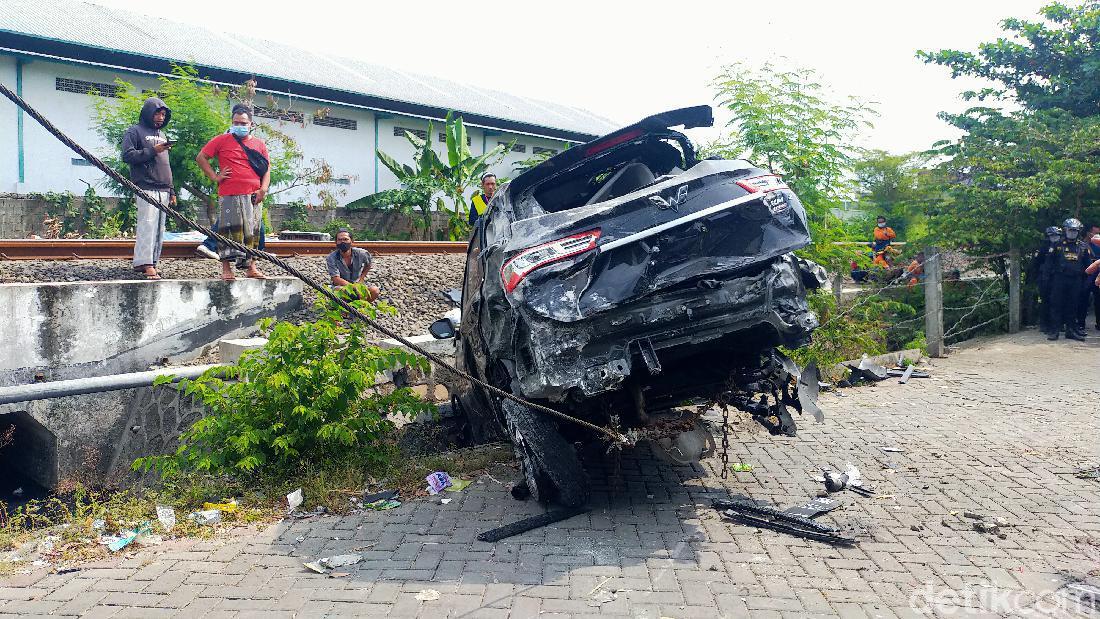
[736,174,789,193]
[502,229,601,294]
[583,129,643,157]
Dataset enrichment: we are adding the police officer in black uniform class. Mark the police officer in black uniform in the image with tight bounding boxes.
[1036,225,1062,335]
[1046,218,1090,341]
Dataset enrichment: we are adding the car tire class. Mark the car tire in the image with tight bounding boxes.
[501,398,589,508]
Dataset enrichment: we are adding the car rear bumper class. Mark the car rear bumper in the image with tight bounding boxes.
[511,254,825,402]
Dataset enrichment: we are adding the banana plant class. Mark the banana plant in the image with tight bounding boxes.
[371,113,509,240]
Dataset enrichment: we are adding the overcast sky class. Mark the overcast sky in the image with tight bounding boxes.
[90,0,1055,153]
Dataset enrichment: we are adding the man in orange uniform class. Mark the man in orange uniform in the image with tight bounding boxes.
[870,215,899,268]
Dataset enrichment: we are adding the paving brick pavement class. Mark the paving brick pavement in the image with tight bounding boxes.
[3,331,1099,618]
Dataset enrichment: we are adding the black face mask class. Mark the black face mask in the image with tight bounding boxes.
[337,242,351,252]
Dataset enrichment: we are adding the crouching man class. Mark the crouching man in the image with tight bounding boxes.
[327,228,380,301]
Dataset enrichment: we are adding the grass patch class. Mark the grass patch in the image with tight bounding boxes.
[0,441,514,575]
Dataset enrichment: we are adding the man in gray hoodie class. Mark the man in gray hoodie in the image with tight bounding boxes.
[122,97,175,279]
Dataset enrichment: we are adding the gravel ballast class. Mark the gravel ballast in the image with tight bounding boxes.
[0,254,466,337]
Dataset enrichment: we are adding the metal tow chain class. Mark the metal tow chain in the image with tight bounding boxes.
[718,394,731,479]
[0,79,629,446]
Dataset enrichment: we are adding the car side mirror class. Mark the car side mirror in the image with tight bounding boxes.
[429,318,456,340]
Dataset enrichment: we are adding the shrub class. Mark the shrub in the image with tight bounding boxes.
[136,288,433,478]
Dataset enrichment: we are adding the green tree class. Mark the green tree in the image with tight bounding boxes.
[711,61,876,215]
[917,2,1100,254]
[350,113,508,240]
[91,65,341,231]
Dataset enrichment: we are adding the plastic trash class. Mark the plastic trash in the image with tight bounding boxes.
[104,522,152,552]
[287,488,304,511]
[366,499,401,510]
[91,519,105,531]
[729,463,753,472]
[187,509,222,526]
[445,479,471,492]
[202,499,238,514]
[426,472,452,495]
[416,589,441,601]
[303,554,363,574]
[440,498,452,505]
[156,505,176,532]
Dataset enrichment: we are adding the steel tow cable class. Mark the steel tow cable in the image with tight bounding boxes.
[0,80,628,445]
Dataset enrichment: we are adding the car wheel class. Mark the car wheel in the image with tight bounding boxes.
[501,398,589,508]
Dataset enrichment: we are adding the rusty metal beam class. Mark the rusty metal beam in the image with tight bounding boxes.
[0,239,467,260]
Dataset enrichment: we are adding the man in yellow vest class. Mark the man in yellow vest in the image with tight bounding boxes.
[468,173,497,225]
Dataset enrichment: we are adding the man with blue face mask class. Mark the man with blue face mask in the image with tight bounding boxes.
[196,104,271,281]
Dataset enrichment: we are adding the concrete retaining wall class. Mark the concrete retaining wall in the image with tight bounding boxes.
[0,278,303,386]
[0,384,202,488]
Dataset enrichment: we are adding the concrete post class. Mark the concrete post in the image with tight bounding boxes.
[1008,246,1021,333]
[925,246,944,357]
[832,272,843,303]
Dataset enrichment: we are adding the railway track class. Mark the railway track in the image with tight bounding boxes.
[0,239,467,260]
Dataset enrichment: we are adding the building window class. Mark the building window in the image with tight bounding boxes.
[532,147,558,156]
[254,106,305,123]
[55,77,122,98]
[500,142,526,153]
[71,158,94,167]
[314,115,358,130]
[438,132,471,145]
[394,126,428,140]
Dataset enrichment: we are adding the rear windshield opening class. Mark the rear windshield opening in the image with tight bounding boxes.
[520,136,689,217]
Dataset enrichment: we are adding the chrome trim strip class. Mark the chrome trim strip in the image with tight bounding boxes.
[597,192,762,252]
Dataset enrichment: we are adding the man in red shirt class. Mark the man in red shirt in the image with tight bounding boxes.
[196,104,270,280]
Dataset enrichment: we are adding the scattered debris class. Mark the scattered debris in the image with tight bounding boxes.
[155,505,176,532]
[303,554,363,574]
[446,479,472,492]
[55,567,81,575]
[102,522,153,552]
[365,499,400,511]
[729,463,753,472]
[963,511,984,520]
[713,498,857,546]
[287,488,304,512]
[822,463,874,497]
[477,507,590,543]
[426,472,453,494]
[416,589,441,601]
[888,366,929,379]
[288,506,328,519]
[783,497,841,519]
[91,519,105,531]
[187,510,221,526]
[362,489,398,504]
[440,498,452,505]
[881,446,905,453]
[898,364,915,384]
[202,499,238,514]
[1075,466,1100,480]
[847,355,889,383]
[1068,583,1100,606]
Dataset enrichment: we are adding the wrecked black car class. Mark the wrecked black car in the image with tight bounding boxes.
[446,106,827,507]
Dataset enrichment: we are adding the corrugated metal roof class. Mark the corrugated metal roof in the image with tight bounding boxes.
[0,0,617,139]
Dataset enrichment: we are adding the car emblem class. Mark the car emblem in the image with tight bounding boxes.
[648,185,689,211]
[764,191,789,214]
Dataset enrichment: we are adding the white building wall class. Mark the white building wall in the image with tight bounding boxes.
[0,53,583,208]
[0,56,17,191]
[15,59,162,195]
[255,96,376,205]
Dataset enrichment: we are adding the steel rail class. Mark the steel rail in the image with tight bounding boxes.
[0,239,467,260]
